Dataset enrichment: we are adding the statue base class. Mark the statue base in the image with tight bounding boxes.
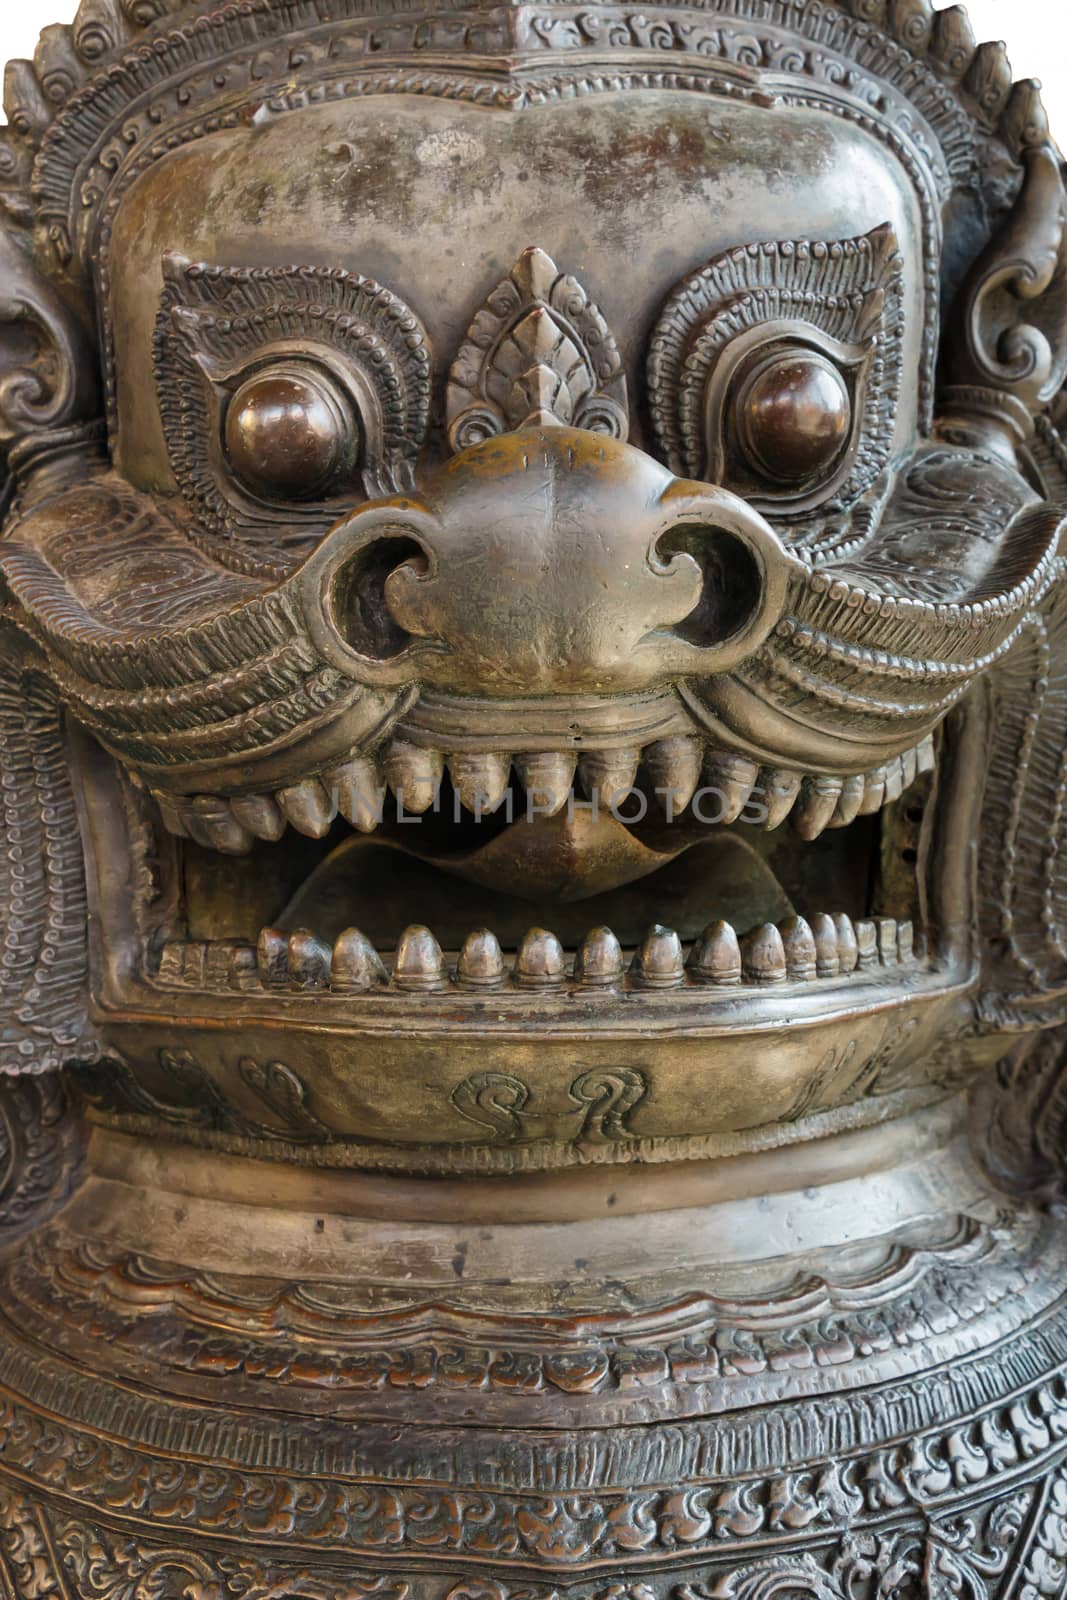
[1,1088,1066,1599]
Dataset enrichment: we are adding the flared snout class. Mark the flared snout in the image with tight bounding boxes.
[299,426,800,697]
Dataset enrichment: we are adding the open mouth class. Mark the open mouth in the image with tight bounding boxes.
[147,724,935,1003]
[5,440,1051,1055]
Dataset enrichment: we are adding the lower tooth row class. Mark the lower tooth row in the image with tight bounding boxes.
[154,914,918,994]
[151,732,934,854]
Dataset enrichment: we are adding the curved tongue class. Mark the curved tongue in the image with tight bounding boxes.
[278,810,794,949]
[416,804,686,901]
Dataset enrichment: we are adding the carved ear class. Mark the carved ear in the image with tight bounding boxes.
[976,566,1067,1031]
[0,629,95,1076]
[0,218,99,469]
[941,146,1067,459]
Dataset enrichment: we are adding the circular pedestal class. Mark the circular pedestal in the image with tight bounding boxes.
[0,1094,1065,1599]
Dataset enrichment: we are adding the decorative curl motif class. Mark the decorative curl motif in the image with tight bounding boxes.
[945,146,1067,448]
[0,1468,1061,1599]
[1,1266,1067,1569]
[0,1075,81,1241]
[449,1066,647,1144]
[0,1487,414,1600]
[74,1049,332,1143]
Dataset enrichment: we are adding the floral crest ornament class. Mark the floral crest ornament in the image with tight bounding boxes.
[447,247,629,449]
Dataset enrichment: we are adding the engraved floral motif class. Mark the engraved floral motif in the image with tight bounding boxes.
[0,1475,1060,1600]
[449,1066,647,1144]
[0,1075,81,1241]
[0,1347,1065,1568]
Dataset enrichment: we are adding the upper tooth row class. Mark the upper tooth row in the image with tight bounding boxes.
[155,913,918,994]
[151,734,934,854]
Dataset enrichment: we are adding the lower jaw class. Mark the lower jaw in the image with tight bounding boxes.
[81,953,979,1180]
[74,706,986,1171]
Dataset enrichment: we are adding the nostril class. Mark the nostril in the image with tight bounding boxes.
[329,535,428,661]
[654,522,765,650]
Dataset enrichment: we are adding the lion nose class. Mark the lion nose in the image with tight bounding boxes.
[300,426,799,695]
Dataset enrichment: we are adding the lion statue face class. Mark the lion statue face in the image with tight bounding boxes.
[0,0,1065,1168]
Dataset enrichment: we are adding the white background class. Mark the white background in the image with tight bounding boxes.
[0,1,1064,140]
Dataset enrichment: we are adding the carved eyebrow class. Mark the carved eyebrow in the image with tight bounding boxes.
[646,225,905,512]
[154,252,432,573]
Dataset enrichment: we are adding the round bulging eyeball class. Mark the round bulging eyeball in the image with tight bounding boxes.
[224,363,358,501]
[737,352,851,487]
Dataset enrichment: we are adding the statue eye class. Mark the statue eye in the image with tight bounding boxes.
[224,362,361,503]
[647,225,904,517]
[734,349,853,490]
[155,253,430,570]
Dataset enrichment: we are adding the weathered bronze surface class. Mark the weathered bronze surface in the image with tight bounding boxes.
[2,0,1067,1593]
